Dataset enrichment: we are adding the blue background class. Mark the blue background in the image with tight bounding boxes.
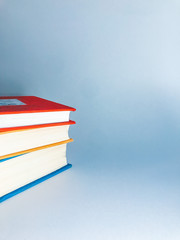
[1,1,180,239]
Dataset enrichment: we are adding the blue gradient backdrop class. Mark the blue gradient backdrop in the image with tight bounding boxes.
[0,1,180,239]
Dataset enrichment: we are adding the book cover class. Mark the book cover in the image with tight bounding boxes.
[0,96,76,114]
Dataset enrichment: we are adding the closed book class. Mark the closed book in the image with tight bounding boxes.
[0,140,73,203]
[0,96,76,128]
[0,120,75,160]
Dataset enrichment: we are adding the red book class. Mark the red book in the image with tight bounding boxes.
[0,96,76,128]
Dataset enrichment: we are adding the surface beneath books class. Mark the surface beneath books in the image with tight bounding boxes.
[0,154,179,240]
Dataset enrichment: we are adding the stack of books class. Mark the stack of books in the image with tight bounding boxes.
[0,96,76,203]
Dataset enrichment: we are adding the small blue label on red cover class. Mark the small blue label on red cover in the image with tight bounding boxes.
[0,99,26,106]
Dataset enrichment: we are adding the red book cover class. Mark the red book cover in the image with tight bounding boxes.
[0,96,76,115]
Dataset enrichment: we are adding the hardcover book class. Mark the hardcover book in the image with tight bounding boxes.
[0,121,75,160]
[0,141,73,203]
[0,96,76,128]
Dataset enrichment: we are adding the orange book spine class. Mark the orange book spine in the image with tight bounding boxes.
[0,120,76,134]
[0,138,74,160]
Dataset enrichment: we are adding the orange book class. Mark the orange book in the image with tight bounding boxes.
[0,120,75,159]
